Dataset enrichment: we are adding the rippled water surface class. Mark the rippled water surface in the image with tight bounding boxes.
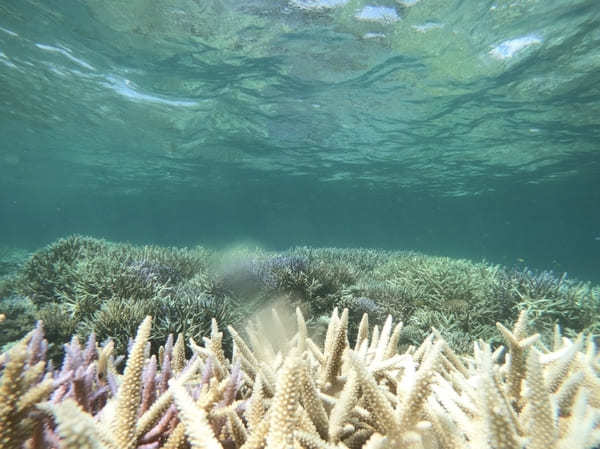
[1,0,599,279]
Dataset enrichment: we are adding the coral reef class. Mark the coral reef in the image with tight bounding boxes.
[0,236,222,357]
[1,237,599,361]
[1,307,599,449]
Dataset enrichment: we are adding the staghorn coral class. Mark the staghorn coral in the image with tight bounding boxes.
[0,322,54,449]
[3,305,600,449]
[0,236,221,357]
[152,279,239,350]
[3,238,600,357]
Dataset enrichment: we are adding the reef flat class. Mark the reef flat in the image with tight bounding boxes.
[1,236,598,359]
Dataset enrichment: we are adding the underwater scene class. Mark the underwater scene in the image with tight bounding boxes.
[1,0,600,448]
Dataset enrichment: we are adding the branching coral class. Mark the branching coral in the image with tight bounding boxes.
[0,322,53,449]
[0,236,221,357]
[3,239,600,358]
[2,305,599,449]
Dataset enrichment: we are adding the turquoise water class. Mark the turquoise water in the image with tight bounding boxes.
[0,0,599,280]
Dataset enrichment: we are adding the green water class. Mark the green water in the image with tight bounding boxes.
[0,0,599,281]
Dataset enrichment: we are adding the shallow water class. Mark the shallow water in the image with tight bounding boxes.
[0,0,599,280]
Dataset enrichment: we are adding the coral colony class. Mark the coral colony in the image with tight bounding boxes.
[1,308,600,449]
